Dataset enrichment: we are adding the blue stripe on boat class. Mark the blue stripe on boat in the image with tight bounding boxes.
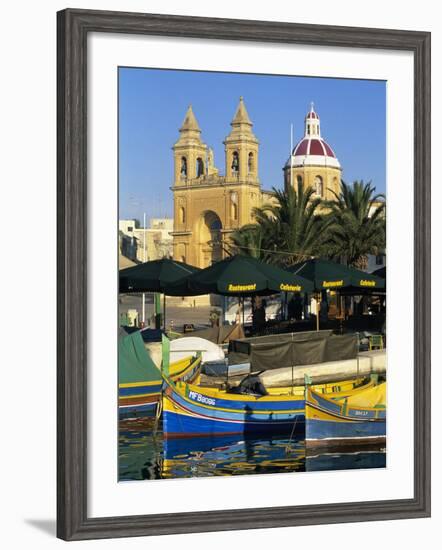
[163,408,305,437]
[306,418,386,440]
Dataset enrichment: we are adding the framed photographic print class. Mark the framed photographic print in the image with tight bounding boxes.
[57,8,431,541]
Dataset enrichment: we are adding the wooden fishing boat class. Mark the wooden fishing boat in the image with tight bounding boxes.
[305,382,386,448]
[119,354,201,419]
[118,330,201,419]
[162,376,374,439]
[163,378,305,438]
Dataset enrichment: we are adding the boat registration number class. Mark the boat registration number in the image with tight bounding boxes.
[188,390,216,406]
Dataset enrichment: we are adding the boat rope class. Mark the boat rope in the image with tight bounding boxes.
[152,395,163,439]
[285,412,299,455]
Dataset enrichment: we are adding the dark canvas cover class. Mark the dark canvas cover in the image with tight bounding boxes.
[248,331,358,372]
[292,338,327,366]
[324,334,359,362]
[250,341,294,372]
[230,329,332,355]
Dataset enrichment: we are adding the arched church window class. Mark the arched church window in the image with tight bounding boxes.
[314,175,323,196]
[196,157,204,177]
[296,175,303,189]
[248,152,254,174]
[179,206,186,224]
[231,192,238,221]
[231,151,239,174]
[180,157,187,177]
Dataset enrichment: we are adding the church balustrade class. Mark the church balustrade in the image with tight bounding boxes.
[180,174,260,187]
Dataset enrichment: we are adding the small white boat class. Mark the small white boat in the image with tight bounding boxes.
[170,336,225,364]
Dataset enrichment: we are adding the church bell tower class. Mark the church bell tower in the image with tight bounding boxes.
[173,105,208,185]
[224,96,259,184]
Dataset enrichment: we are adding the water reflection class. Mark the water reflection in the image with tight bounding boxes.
[306,450,386,471]
[119,418,385,481]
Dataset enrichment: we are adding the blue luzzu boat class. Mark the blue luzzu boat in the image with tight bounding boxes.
[162,373,376,439]
[162,377,306,438]
[305,382,386,448]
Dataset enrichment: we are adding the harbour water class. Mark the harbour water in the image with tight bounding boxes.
[119,418,386,481]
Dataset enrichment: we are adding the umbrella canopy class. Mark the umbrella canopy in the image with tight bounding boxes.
[166,255,313,297]
[119,258,200,293]
[288,258,385,292]
[371,266,386,279]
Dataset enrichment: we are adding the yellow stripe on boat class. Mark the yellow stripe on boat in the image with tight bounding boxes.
[266,377,373,397]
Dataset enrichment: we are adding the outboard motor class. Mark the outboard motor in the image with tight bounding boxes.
[231,374,268,396]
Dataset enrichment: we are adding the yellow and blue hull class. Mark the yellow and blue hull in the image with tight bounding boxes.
[163,380,305,438]
[305,386,386,447]
[119,355,201,420]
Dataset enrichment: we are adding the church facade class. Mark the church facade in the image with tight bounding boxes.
[171,98,341,269]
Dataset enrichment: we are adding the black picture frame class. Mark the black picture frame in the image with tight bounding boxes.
[57,8,431,541]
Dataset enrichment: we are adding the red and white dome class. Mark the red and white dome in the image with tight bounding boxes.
[286,104,341,170]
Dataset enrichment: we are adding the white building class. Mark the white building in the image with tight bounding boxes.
[119,218,174,262]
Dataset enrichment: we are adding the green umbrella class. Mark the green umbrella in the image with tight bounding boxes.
[166,255,313,297]
[119,259,200,329]
[288,258,385,292]
[119,258,200,293]
[289,258,385,331]
[372,266,386,280]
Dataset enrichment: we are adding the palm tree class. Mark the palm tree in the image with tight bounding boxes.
[268,183,328,265]
[230,182,327,266]
[323,180,386,269]
[230,223,267,260]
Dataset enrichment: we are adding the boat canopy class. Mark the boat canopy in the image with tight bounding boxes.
[118,330,159,385]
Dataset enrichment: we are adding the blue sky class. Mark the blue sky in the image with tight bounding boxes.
[119,67,386,222]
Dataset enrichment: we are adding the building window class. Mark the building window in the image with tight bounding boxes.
[196,157,204,177]
[231,192,238,221]
[296,175,303,189]
[231,151,239,174]
[180,156,187,177]
[376,254,385,265]
[127,226,133,232]
[314,175,323,196]
[248,152,254,174]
